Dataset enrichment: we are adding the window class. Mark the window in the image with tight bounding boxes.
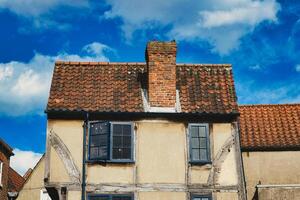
[88,121,134,162]
[89,194,133,200]
[192,195,212,200]
[189,124,210,163]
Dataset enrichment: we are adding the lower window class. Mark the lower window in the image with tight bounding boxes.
[192,195,212,200]
[89,194,133,200]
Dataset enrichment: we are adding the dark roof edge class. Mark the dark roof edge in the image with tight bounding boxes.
[241,146,300,152]
[0,139,14,156]
[46,110,239,122]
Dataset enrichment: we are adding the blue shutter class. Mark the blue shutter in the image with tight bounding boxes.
[89,121,110,160]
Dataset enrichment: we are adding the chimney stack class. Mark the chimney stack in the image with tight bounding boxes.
[145,41,177,108]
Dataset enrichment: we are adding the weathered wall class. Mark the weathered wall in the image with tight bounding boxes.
[17,157,46,200]
[257,187,300,200]
[242,151,300,200]
[46,119,241,200]
[138,191,186,199]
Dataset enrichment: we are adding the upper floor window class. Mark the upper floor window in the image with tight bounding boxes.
[189,123,210,163]
[89,194,133,200]
[88,121,134,162]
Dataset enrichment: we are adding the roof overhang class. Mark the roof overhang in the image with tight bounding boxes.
[46,109,239,123]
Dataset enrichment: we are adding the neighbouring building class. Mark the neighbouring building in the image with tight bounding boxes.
[8,167,26,200]
[0,139,25,200]
[239,104,300,200]
[44,41,247,200]
[17,155,51,200]
[0,139,14,200]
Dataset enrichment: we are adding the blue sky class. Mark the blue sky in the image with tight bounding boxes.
[0,0,299,174]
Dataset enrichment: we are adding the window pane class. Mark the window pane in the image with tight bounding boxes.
[113,136,122,147]
[123,125,132,136]
[122,148,131,159]
[191,137,200,148]
[90,147,99,159]
[91,122,109,135]
[199,126,207,137]
[113,196,132,200]
[200,149,208,161]
[123,136,131,147]
[90,197,109,200]
[192,149,200,160]
[99,146,108,159]
[113,124,122,135]
[90,135,100,147]
[202,198,209,200]
[113,148,123,159]
[190,126,199,137]
[199,138,207,148]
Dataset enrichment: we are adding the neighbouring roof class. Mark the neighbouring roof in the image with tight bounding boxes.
[239,104,300,151]
[0,139,14,157]
[8,167,25,192]
[47,62,238,115]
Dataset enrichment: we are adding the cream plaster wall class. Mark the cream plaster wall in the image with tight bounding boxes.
[136,121,186,184]
[243,151,300,200]
[137,191,186,200]
[87,164,134,184]
[215,192,239,200]
[18,157,45,200]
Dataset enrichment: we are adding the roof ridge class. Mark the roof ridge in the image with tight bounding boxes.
[55,61,146,65]
[239,103,300,107]
[55,60,232,68]
[177,63,232,67]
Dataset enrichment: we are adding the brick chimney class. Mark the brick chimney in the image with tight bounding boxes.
[146,41,177,108]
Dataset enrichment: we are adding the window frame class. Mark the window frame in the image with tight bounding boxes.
[191,194,212,200]
[87,121,135,163]
[188,123,211,164]
[88,193,134,200]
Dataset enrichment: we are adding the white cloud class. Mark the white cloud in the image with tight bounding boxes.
[0,0,88,16]
[104,0,280,54]
[296,64,300,72]
[0,66,13,81]
[0,42,113,116]
[10,149,43,176]
[236,81,300,104]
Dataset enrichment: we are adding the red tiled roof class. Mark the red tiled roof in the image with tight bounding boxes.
[239,104,300,151]
[47,62,238,115]
[8,167,25,192]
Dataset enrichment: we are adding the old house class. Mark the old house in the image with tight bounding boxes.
[0,139,14,199]
[0,139,25,200]
[239,104,300,200]
[44,41,246,200]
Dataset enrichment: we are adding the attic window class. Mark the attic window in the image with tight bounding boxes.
[88,121,134,162]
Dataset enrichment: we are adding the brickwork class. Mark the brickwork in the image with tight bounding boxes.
[0,150,9,200]
[146,41,177,107]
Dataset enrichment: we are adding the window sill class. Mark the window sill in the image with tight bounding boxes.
[190,161,212,166]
